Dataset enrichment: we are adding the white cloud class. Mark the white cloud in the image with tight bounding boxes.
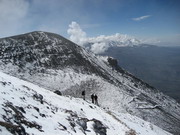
[67,21,141,54]
[132,15,151,21]
[91,42,109,54]
[67,21,87,46]
[0,0,29,37]
[67,22,179,48]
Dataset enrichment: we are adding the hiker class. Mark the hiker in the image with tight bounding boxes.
[94,94,98,105]
[82,90,85,100]
[91,94,94,103]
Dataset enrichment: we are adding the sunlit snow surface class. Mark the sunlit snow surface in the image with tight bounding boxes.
[0,71,171,135]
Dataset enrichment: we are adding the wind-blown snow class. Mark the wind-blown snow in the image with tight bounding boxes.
[0,71,172,135]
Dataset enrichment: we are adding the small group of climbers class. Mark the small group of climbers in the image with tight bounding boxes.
[91,94,98,105]
[81,91,98,105]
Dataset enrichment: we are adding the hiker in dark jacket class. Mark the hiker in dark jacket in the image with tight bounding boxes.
[82,90,85,100]
[94,94,98,105]
[91,94,94,103]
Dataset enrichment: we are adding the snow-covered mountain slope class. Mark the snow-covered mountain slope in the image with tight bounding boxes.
[0,71,172,135]
[0,31,180,134]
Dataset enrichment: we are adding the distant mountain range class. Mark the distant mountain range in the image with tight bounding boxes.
[82,33,142,54]
[0,31,180,134]
[85,33,141,47]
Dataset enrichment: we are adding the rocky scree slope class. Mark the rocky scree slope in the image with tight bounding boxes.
[0,31,180,134]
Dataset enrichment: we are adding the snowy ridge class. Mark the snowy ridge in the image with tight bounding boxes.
[0,31,180,134]
[0,71,171,135]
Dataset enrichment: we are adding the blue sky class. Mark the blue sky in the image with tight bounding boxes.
[0,0,180,45]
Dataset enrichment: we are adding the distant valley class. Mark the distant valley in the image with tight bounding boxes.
[102,45,180,103]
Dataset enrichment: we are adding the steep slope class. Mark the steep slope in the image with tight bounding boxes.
[0,31,180,134]
[0,71,171,135]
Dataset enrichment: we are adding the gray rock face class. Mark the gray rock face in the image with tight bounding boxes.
[92,119,107,135]
[76,118,88,132]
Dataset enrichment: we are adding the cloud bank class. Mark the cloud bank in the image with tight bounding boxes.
[67,21,141,54]
[132,15,151,21]
[67,22,87,45]
[91,42,109,54]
